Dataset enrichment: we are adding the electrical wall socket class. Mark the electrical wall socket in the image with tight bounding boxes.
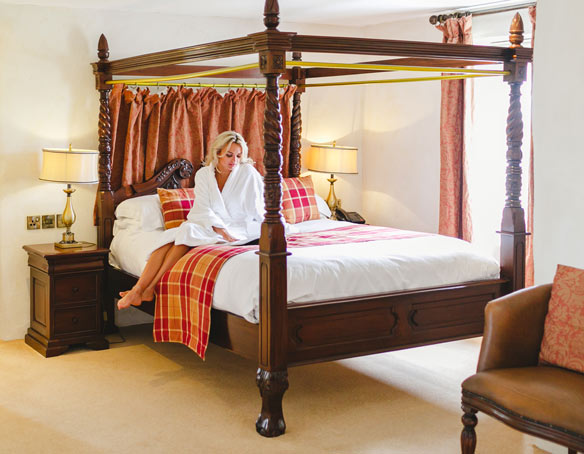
[42,214,55,229]
[27,216,41,230]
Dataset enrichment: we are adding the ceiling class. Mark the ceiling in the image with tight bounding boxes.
[1,0,532,26]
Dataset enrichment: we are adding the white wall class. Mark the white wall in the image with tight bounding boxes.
[0,4,366,340]
[532,0,584,282]
[360,18,442,231]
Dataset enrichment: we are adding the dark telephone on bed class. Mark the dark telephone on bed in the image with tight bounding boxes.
[335,208,365,224]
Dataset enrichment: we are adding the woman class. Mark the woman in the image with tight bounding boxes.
[117,131,264,310]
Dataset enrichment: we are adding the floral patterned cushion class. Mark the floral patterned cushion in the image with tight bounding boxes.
[281,176,320,224]
[157,188,195,229]
[539,264,584,373]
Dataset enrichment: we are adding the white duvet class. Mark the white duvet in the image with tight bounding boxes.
[110,219,500,323]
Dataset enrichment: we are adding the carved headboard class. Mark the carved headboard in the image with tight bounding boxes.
[97,158,194,249]
[112,158,194,207]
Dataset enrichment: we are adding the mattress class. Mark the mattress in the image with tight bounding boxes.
[109,219,500,323]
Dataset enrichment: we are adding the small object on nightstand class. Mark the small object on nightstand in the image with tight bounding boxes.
[23,243,109,357]
[335,207,366,224]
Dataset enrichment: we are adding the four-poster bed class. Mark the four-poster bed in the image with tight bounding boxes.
[92,1,531,437]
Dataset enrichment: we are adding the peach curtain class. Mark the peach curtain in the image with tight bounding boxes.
[436,16,473,241]
[108,84,296,191]
[526,5,536,286]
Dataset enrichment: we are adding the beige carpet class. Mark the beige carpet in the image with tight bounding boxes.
[0,325,567,454]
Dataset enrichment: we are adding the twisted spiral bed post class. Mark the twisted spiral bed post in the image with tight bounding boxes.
[499,13,529,293]
[255,0,291,438]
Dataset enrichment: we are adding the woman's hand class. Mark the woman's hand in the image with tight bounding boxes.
[213,226,239,242]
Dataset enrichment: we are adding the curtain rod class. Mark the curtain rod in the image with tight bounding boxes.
[429,2,535,25]
[118,82,289,89]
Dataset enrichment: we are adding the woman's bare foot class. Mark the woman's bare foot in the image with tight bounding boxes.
[117,288,143,310]
[119,290,130,298]
[141,288,155,302]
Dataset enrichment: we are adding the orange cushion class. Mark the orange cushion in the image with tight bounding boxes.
[281,176,320,224]
[539,264,584,373]
[157,188,195,229]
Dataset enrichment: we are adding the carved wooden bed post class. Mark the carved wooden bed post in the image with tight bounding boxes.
[93,34,115,330]
[256,0,289,437]
[289,52,304,178]
[93,34,114,250]
[499,13,529,292]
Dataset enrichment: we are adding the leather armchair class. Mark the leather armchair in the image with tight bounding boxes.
[461,284,584,454]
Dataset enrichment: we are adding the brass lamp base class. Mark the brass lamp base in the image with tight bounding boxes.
[326,173,340,219]
[54,184,95,249]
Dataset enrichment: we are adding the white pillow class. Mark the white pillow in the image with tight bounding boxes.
[315,194,332,219]
[114,194,164,231]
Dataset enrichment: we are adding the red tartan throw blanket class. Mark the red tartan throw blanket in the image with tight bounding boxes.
[286,225,429,247]
[153,225,430,359]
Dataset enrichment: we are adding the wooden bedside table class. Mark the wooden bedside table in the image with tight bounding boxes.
[23,243,109,357]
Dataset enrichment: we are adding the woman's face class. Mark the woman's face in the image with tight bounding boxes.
[216,142,242,174]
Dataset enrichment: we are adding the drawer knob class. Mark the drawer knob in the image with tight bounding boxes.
[72,287,80,294]
[72,317,79,324]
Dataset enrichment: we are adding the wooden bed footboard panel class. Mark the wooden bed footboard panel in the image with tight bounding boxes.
[106,265,504,367]
[286,280,504,366]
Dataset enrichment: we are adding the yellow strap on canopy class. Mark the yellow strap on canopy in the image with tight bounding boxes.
[301,73,497,88]
[107,63,260,85]
[286,60,509,75]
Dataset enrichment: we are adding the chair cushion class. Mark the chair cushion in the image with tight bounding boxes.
[462,366,584,437]
[539,264,584,373]
[281,176,320,224]
[157,188,195,229]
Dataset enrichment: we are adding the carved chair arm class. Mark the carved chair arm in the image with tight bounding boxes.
[477,284,552,373]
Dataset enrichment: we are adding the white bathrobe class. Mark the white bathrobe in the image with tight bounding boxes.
[174,163,265,246]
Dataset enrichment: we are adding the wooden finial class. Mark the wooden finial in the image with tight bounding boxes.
[264,0,280,30]
[98,34,110,61]
[509,13,524,48]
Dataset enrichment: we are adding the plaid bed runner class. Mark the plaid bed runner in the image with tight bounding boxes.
[286,225,430,248]
[153,244,256,358]
[153,225,431,359]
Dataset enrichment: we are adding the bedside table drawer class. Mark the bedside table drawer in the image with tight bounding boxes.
[54,273,97,304]
[54,306,97,335]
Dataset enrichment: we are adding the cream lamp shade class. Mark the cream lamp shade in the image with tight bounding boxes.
[305,143,358,175]
[40,147,99,183]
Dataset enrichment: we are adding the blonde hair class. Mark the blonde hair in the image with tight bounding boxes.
[204,131,251,168]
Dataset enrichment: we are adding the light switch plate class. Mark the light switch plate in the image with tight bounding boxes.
[42,214,55,229]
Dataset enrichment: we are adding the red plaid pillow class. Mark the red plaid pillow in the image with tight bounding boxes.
[157,188,195,229]
[281,176,320,224]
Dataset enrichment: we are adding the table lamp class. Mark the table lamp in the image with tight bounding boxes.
[39,145,99,248]
[306,142,358,215]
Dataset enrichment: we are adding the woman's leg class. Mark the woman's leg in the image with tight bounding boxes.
[117,243,171,309]
[117,243,190,309]
[141,244,190,300]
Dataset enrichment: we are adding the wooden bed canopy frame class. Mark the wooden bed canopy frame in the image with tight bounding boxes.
[92,0,532,437]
